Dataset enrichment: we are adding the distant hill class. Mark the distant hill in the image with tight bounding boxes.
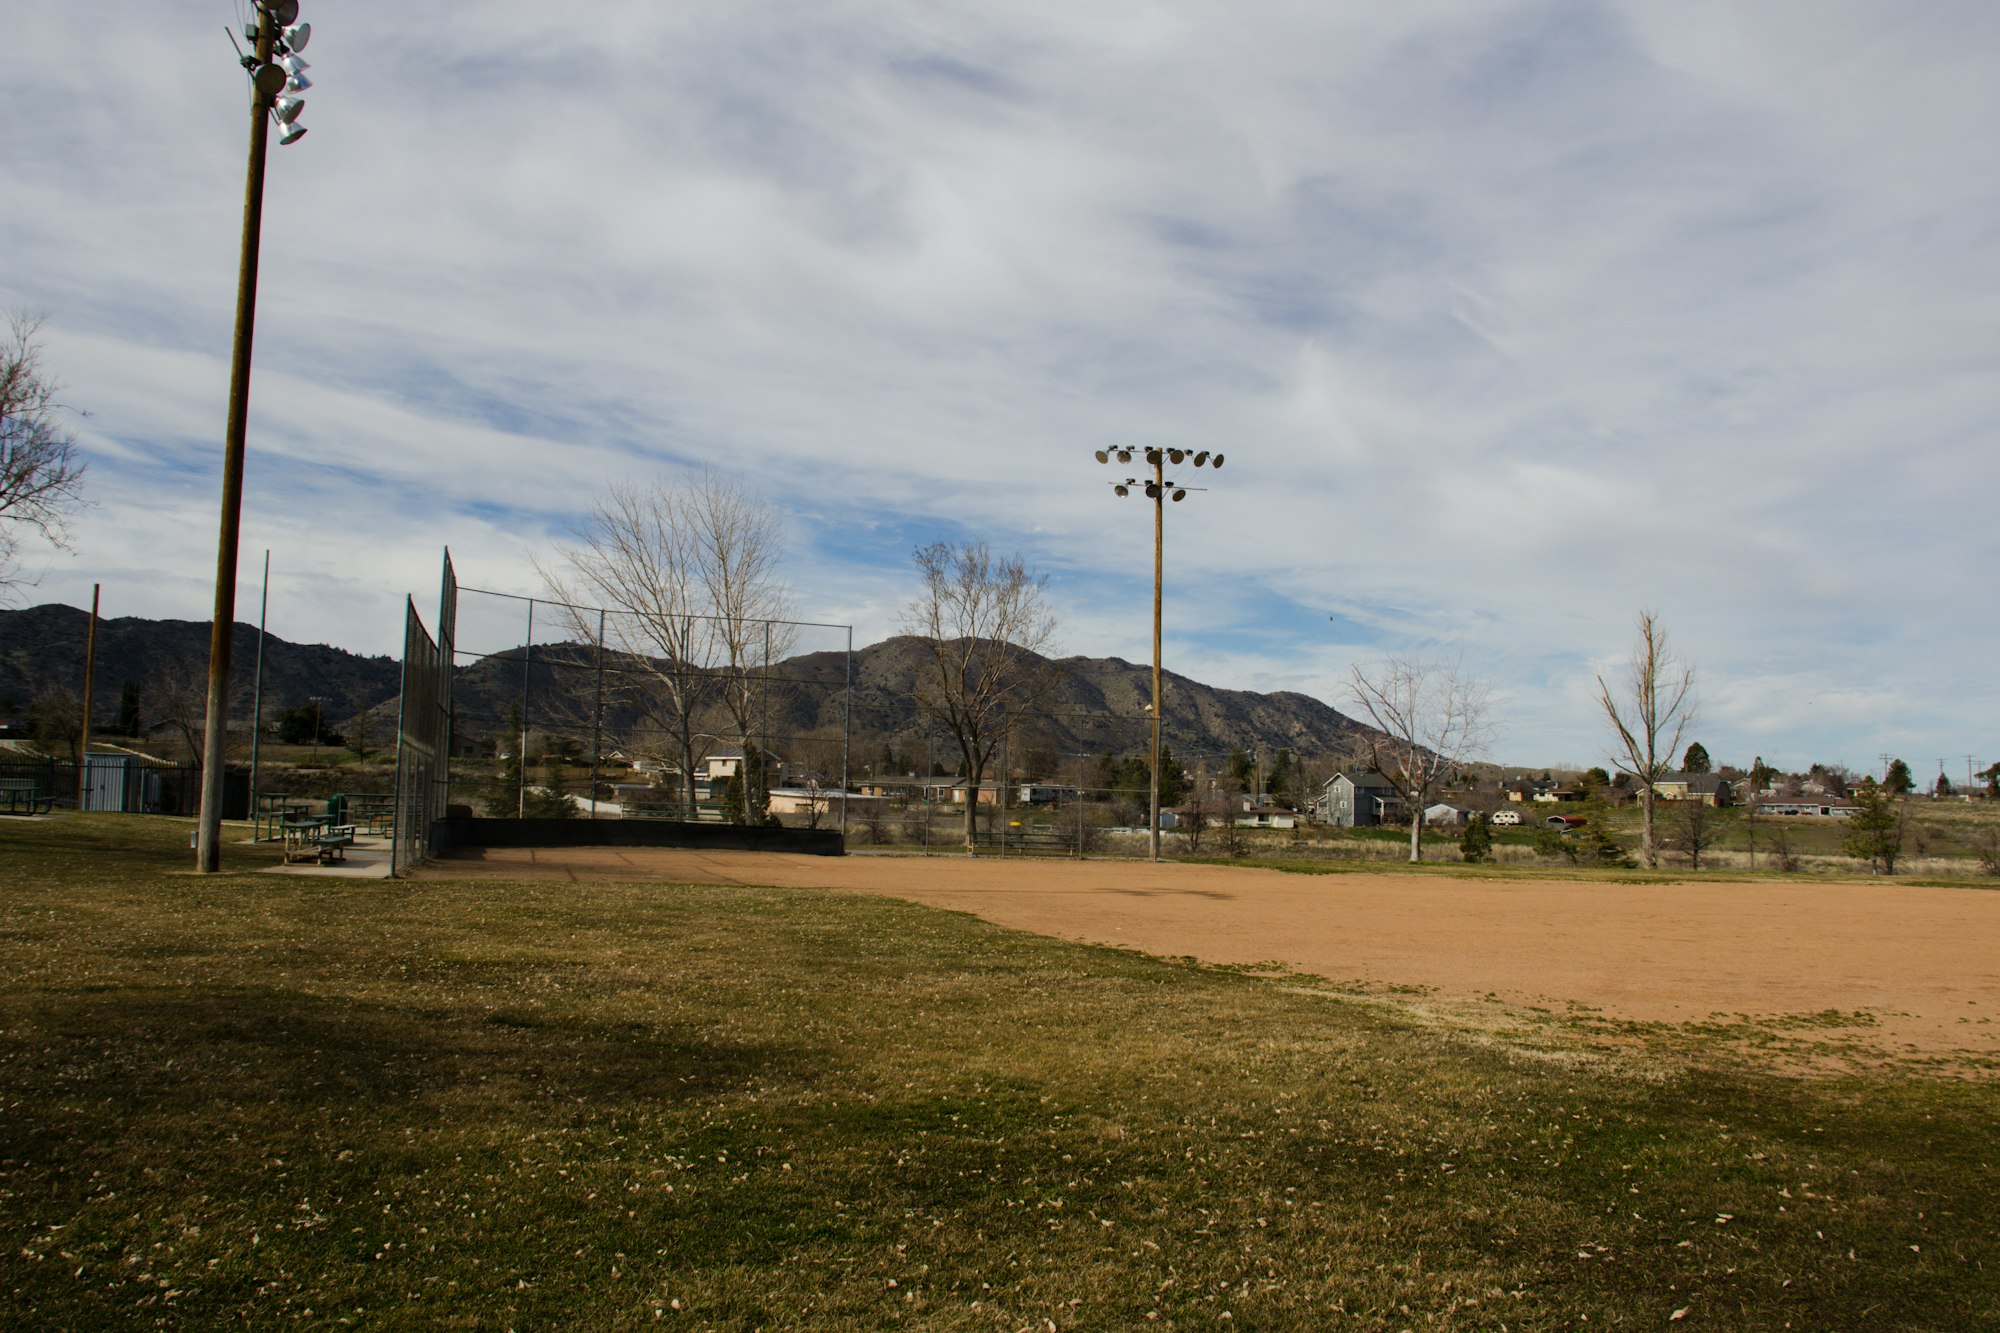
[0,604,401,727]
[1,607,1379,770]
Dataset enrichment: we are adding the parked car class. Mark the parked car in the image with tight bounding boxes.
[1488,809,1522,826]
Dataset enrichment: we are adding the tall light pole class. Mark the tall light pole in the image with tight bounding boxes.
[1094,445,1224,861]
[196,1,313,871]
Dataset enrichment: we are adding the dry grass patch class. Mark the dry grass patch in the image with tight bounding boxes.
[3,815,1999,1329]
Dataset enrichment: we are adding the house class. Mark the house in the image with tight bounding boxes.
[1754,798,1855,819]
[1424,803,1472,826]
[1233,805,1299,830]
[765,786,891,819]
[1652,772,1733,806]
[948,780,1005,807]
[680,749,787,802]
[1315,772,1406,828]
[1507,778,1559,803]
[1532,788,1583,804]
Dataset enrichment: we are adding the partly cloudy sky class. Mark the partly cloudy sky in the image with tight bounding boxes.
[3,0,1994,777]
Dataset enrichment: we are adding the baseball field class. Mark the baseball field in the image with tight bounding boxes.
[4,815,1997,1329]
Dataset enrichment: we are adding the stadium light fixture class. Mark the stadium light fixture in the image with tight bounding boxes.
[1092,444,1225,862]
[196,0,317,872]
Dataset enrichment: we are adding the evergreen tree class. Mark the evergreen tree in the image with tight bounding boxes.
[1935,772,1954,798]
[1981,763,2000,799]
[1749,755,1778,792]
[1682,741,1711,774]
[1266,748,1298,807]
[1224,748,1255,794]
[1157,745,1188,807]
[1458,815,1493,864]
[1884,758,1915,795]
[116,680,142,737]
[1843,780,1904,873]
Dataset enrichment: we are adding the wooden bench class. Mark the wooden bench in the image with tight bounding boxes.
[0,779,55,816]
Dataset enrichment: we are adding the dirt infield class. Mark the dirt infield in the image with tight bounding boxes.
[421,847,2000,1065]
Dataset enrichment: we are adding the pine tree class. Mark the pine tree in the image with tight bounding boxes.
[1884,758,1915,795]
[1458,815,1493,864]
[116,680,142,737]
[1682,741,1711,773]
[1843,780,1904,873]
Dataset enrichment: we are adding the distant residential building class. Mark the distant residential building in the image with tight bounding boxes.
[1234,805,1299,830]
[1754,798,1855,819]
[1652,772,1733,806]
[1315,772,1405,828]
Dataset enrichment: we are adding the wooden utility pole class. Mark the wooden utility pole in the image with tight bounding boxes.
[196,12,283,870]
[77,583,99,810]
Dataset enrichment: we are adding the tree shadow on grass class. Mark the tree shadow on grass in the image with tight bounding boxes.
[1,985,814,1157]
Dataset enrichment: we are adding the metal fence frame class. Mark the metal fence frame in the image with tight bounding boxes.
[450,583,853,832]
[390,550,456,875]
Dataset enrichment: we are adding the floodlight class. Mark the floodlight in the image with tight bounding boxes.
[280,52,310,74]
[277,120,307,145]
[253,62,288,98]
[1145,447,1162,465]
[286,69,312,92]
[1171,489,1186,502]
[282,21,310,52]
[1168,449,1185,464]
[274,95,305,123]
[1114,484,1129,497]
[1210,453,1224,468]
[1144,481,1160,498]
[1193,451,1209,466]
[266,0,301,27]
[1116,449,1133,463]
[1094,449,1108,464]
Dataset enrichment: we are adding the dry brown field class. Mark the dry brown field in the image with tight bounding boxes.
[424,847,2000,1071]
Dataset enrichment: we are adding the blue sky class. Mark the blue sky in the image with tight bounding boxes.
[3,0,1995,779]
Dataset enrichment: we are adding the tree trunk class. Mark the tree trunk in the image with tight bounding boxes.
[1640,788,1657,868]
[962,752,982,851]
[1408,808,1423,862]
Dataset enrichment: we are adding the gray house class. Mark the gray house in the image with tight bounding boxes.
[1315,772,1406,828]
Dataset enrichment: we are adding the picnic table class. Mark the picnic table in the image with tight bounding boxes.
[282,818,356,865]
[1,778,55,816]
[253,798,314,842]
[334,792,396,835]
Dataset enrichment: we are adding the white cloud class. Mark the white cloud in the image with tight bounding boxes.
[2,0,1994,771]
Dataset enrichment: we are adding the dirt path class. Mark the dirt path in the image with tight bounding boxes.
[421,848,2000,1064]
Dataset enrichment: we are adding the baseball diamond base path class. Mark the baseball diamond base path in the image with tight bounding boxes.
[419,848,2000,1066]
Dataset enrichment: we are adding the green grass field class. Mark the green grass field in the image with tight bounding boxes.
[3,816,1998,1329]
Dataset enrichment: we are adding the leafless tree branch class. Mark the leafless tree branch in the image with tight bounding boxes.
[1595,610,1696,868]
[1346,656,1496,862]
[1,311,89,594]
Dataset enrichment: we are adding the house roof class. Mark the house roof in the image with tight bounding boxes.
[1327,771,1397,790]
[1661,772,1730,793]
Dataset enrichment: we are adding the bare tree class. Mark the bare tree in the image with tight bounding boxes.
[1671,792,1717,870]
[1596,611,1696,868]
[1,312,89,593]
[1347,657,1496,862]
[684,469,795,819]
[541,470,790,821]
[900,541,1058,850]
[149,665,248,767]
